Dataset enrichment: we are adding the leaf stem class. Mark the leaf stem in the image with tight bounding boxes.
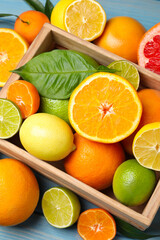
[0,13,30,25]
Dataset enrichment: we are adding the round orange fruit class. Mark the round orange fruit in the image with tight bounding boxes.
[64,133,125,190]
[122,88,160,154]
[14,10,50,44]
[94,16,146,63]
[0,158,39,226]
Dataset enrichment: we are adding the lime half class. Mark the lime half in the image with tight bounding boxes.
[108,60,140,90]
[42,187,81,228]
[0,98,22,139]
[40,97,70,125]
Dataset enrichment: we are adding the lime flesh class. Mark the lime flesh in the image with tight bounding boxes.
[42,187,81,228]
[108,60,140,90]
[0,98,22,139]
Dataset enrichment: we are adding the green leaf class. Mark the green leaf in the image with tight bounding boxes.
[97,65,118,73]
[0,13,19,17]
[45,0,54,19]
[23,0,45,13]
[12,50,113,100]
[0,13,30,24]
[116,218,160,239]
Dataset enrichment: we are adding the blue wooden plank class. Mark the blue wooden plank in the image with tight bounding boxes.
[0,0,160,239]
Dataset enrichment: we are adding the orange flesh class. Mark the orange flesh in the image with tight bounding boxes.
[78,209,116,240]
[72,77,140,140]
[0,31,28,86]
[7,80,40,119]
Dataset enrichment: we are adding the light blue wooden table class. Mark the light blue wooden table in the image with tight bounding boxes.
[0,0,160,239]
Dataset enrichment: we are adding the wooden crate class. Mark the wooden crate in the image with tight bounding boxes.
[0,23,160,230]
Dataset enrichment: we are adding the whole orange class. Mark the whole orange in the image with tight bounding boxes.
[94,16,146,63]
[122,89,160,154]
[64,133,125,190]
[0,158,39,226]
[14,10,50,44]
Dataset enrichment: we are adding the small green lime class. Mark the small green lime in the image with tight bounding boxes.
[39,97,70,125]
[0,98,22,139]
[42,187,81,228]
[112,159,156,206]
[108,60,140,90]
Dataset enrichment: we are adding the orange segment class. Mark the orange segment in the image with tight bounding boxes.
[0,28,28,87]
[64,0,106,41]
[77,208,116,240]
[7,80,40,119]
[69,72,142,143]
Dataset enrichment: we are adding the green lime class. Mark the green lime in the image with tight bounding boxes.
[39,97,70,125]
[112,159,156,206]
[0,98,22,139]
[42,187,81,228]
[108,60,140,90]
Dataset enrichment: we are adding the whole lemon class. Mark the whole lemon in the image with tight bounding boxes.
[112,159,156,206]
[51,0,74,30]
[19,113,74,161]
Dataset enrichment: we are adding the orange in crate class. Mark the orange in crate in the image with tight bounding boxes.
[64,133,125,190]
[7,80,40,119]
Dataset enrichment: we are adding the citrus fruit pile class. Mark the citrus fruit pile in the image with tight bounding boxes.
[0,49,159,239]
[0,0,160,239]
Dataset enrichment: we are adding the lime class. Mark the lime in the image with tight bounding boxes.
[112,159,156,206]
[40,97,70,125]
[0,98,22,139]
[108,60,140,90]
[133,122,160,171]
[42,187,81,228]
[19,113,75,161]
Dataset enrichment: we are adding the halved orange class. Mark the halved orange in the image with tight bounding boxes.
[77,208,116,240]
[64,0,106,41]
[7,80,40,119]
[69,72,142,143]
[0,28,28,87]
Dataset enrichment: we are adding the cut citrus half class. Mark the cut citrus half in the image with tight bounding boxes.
[137,22,160,74]
[77,208,116,240]
[0,28,28,87]
[64,0,106,41]
[69,72,142,143]
[42,187,81,228]
[133,122,160,171]
[7,80,40,119]
[108,60,140,90]
[0,98,22,139]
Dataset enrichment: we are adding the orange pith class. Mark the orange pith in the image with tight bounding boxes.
[7,80,40,119]
[77,208,116,240]
[0,28,28,87]
[69,72,142,143]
